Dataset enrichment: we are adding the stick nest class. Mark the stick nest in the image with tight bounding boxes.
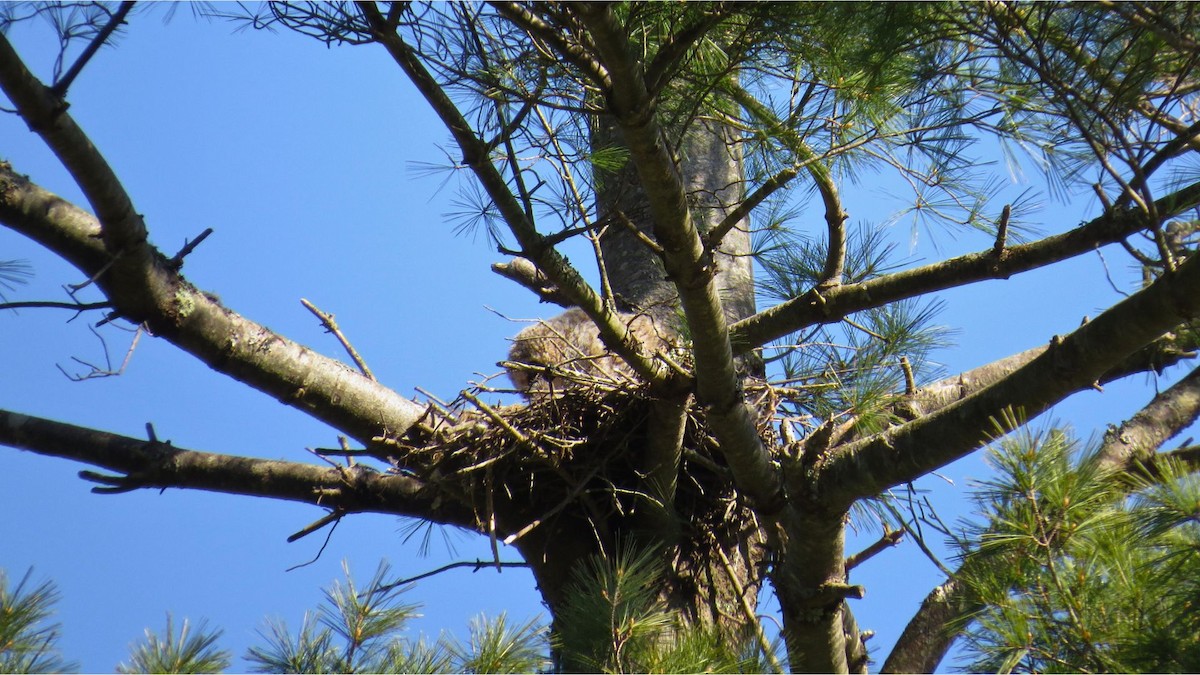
[381,378,780,538]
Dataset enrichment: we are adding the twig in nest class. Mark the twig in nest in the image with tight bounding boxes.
[415,386,462,427]
[457,391,542,474]
[502,462,603,546]
[461,390,532,446]
[300,298,375,380]
[486,467,501,571]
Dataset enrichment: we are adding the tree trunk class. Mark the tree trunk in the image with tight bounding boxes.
[507,111,769,655]
[594,119,756,327]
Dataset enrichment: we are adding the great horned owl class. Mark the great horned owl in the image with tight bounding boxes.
[506,308,675,394]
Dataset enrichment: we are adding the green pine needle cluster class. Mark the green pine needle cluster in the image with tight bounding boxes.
[0,552,785,673]
[117,616,230,674]
[758,223,955,438]
[0,569,74,674]
[956,419,1200,673]
[554,543,778,674]
[243,560,549,674]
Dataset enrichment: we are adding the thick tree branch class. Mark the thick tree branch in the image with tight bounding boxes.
[775,508,852,673]
[0,408,478,529]
[1097,362,1200,471]
[0,31,145,253]
[893,329,1198,426]
[572,3,783,514]
[730,181,1200,353]
[0,164,431,446]
[819,248,1200,508]
[1,31,438,447]
[880,576,968,674]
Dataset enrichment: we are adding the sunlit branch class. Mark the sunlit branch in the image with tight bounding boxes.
[0,32,147,253]
[1097,1,1200,54]
[886,360,1200,671]
[0,408,477,528]
[571,2,784,513]
[880,576,967,673]
[820,246,1200,508]
[490,257,572,307]
[0,163,432,445]
[1097,363,1200,471]
[487,1,609,89]
[731,179,1200,353]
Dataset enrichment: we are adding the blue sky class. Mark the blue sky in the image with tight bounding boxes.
[1,9,1193,672]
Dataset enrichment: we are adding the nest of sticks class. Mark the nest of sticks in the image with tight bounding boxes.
[380,374,781,541]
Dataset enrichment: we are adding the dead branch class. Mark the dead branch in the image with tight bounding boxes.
[300,298,376,381]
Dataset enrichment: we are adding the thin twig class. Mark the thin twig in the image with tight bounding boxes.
[50,1,136,98]
[0,300,110,312]
[300,298,375,380]
[287,509,344,543]
[613,209,665,256]
[56,323,142,380]
[65,254,119,294]
[285,518,341,572]
[167,227,214,270]
[461,390,531,446]
[503,463,603,545]
[845,528,905,573]
[371,559,529,596]
[842,316,886,342]
[992,204,1011,258]
[414,386,462,427]
[486,466,501,571]
[1094,249,1131,298]
[715,544,784,674]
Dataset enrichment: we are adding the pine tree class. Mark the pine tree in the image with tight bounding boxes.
[2,2,1200,671]
[954,419,1200,673]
